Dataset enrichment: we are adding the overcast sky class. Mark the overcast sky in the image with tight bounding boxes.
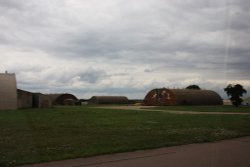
[1,0,249,99]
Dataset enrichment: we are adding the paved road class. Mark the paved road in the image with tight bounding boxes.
[94,106,250,115]
[20,136,250,167]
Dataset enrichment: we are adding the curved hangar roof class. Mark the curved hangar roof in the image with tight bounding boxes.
[144,88,222,106]
[89,96,129,104]
[49,94,78,105]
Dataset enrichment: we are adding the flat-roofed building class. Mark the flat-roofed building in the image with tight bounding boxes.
[17,89,33,109]
[0,72,17,110]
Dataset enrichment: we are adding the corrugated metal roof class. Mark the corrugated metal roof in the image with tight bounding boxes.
[89,96,129,104]
[47,94,78,105]
[144,88,222,106]
[171,89,222,105]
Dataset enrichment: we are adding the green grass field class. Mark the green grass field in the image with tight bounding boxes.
[1,106,250,167]
[142,105,250,113]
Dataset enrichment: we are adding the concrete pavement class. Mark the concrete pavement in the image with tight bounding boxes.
[20,136,250,167]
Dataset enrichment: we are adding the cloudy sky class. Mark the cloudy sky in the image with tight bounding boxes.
[1,0,249,99]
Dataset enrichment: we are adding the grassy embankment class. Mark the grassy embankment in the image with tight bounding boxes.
[0,105,250,166]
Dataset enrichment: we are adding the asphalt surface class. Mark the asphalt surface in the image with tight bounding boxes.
[20,136,250,167]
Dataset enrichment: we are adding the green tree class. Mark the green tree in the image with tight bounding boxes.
[224,84,247,107]
[186,85,201,90]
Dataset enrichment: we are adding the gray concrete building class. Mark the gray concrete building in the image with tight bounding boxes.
[0,72,17,110]
[17,89,33,109]
[32,93,53,108]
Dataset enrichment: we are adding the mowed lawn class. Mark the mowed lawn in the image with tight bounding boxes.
[1,106,250,167]
[143,105,250,113]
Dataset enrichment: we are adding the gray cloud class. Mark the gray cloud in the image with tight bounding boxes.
[1,0,249,99]
[79,68,108,84]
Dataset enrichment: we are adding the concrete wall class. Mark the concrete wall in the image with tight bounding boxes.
[17,89,33,109]
[33,93,52,108]
[0,73,17,110]
[18,90,53,109]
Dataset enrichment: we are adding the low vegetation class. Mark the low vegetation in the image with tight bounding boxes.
[0,106,250,166]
